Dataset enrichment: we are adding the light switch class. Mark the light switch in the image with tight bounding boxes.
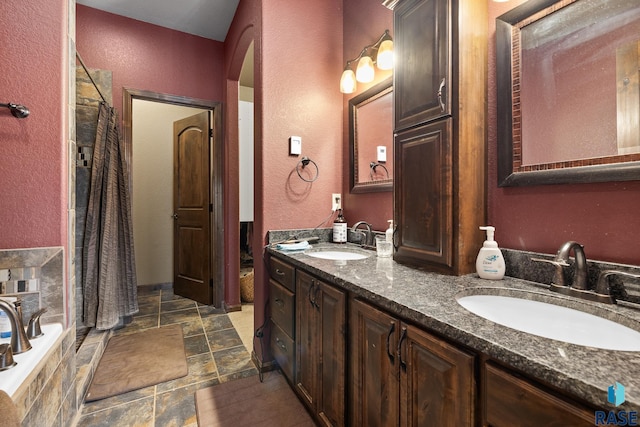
[289,136,302,156]
[377,146,387,163]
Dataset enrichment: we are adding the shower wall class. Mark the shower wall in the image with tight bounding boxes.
[75,68,113,342]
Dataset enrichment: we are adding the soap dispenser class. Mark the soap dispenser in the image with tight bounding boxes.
[333,209,347,244]
[386,220,394,243]
[475,226,505,280]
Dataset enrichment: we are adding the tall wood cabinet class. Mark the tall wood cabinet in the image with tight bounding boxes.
[390,0,487,275]
[349,298,475,427]
[296,270,346,427]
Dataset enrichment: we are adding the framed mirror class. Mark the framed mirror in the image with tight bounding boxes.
[349,77,393,193]
[496,0,640,186]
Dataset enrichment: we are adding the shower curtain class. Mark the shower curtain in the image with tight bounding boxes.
[83,102,138,330]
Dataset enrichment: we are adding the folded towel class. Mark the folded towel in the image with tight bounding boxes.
[276,241,311,251]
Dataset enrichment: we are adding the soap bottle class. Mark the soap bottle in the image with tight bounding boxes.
[0,297,17,339]
[333,209,347,244]
[386,220,394,243]
[475,226,505,280]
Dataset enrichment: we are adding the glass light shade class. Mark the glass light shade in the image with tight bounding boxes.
[355,56,375,83]
[376,40,394,70]
[340,69,357,94]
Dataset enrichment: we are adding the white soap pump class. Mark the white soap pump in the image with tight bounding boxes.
[386,220,394,243]
[475,226,505,280]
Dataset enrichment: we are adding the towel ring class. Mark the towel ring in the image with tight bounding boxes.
[296,156,319,182]
[369,162,389,180]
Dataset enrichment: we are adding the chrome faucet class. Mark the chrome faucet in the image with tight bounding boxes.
[0,299,32,354]
[351,221,373,247]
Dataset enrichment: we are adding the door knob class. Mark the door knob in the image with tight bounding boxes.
[172,213,178,220]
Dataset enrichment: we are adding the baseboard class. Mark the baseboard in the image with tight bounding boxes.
[251,350,278,373]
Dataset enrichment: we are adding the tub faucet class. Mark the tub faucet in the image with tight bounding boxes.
[0,299,32,354]
[352,221,373,246]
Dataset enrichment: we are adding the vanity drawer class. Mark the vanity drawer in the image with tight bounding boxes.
[483,363,594,426]
[269,257,295,292]
[269,279,295,337]
[271,322,295,382]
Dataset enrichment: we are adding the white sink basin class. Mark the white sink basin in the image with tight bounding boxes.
[305,250,370,261]
[457,294,640,351]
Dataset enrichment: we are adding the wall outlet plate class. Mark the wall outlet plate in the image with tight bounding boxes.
[332,193,342,211]
[289,136,302,155]
[377,146,387,163]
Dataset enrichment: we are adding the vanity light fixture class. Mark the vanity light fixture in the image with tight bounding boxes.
[340,30,393,94]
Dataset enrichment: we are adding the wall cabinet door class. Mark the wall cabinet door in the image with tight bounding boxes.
[296,270,346,427]
[349,299,401,427]
[399,324,475,427]
[394,0,450,131]
[394,119,453,272]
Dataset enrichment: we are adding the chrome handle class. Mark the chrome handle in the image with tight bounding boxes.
[437,78,446,112]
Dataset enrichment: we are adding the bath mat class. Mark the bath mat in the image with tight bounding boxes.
[85,324,188,402]
[195,371,314,427]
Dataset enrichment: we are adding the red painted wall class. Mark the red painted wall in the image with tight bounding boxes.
[76,5,224,109]
[0,0,67,249]
[488,1,640,265]
[342,1,394,232]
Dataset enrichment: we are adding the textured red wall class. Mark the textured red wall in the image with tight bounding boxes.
[488,1,640,265]
[76,5,224,108]
[0,0,67,249]
[341,0,394,232]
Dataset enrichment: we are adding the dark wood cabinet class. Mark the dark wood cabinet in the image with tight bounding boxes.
[268,257,296,382]
[394,120,452,270]
[350,298,475,427]
[391,0,487,275]
[394,0,450,131]
[483,363,595,427]
[296,270,346,427]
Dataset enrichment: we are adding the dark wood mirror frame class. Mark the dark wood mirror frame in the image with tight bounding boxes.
[349,77,393,193]
[496,0,640,187]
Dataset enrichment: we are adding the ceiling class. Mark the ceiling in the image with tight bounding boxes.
[76,0,240,42]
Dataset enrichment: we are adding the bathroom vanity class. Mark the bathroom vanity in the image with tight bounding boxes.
[267,242,640,426]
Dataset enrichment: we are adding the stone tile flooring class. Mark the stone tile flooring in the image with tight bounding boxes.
[76,288,257,427]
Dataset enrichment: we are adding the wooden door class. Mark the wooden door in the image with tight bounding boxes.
[173,111,212,304]
[317,281,346,427]
[394,119,452,272]
[296,270,319,411]
[399,324,475,427]
[394,0,450,131]
[350,298,400,427]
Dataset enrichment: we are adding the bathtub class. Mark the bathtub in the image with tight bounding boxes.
[0,323,64,397]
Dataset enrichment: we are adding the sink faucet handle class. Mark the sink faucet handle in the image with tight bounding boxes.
[595,270,640,303]
[531,257,568,287]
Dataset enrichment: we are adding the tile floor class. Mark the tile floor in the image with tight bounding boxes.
[76,288,258,427]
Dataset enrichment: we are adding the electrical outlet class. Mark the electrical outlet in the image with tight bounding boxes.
[332,193,342,211]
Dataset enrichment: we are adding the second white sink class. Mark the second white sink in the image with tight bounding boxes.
[305,250,369,261]
[457,294,640,351]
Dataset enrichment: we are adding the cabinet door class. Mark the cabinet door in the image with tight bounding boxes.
[394,0,450,130]
[296,270,319,411]
[317,282,346,427]
[394,120,453,271]
[350,299,400,427]
[483,363,595,427]
[399,324,475,427]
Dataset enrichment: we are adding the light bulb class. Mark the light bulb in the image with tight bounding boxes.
[340,69,357,93]
[356,56,375,83]
[376,40,393,70]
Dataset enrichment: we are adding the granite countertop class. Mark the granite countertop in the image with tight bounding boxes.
[267,242,640,411]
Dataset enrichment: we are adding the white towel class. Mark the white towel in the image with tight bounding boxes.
[276,241,311,251]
